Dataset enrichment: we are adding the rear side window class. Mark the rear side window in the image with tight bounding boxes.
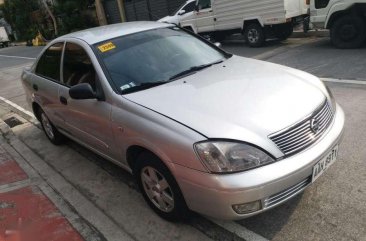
[35,42,64,82]
[63,43,96,91]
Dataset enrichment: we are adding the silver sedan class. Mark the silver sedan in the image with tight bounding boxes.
[21,22,345,221]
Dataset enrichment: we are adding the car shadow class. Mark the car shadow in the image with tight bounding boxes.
[237,193,304,239]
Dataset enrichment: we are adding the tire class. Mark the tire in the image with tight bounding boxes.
[38,108,65,145]
[244,23,265,47]
[330,15,366,49]
[135,152,190,221]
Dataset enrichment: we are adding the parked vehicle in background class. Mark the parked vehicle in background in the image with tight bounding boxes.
[310,0,366,48]
[159,0,196,25]
[173,0,309,47]
[0,27,10,48]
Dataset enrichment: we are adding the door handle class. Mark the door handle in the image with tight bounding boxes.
[32,84,38,91]
[60,96,68,105]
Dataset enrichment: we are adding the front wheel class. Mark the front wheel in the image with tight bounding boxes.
[330,15,366,49]
[244,23,265,47]
[136,152,190,221]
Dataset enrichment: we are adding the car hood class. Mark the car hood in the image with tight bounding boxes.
[158,16,178,24]
[124,56,325,143]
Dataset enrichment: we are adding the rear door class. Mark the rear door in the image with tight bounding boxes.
[58,40,116,157]
[33,42,65,128]
[195,0,215,33]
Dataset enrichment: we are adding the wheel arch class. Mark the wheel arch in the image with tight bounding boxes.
[32,102,42,121]
[242,18,264,31]
[326,3,366,29]
[126,145,172,175]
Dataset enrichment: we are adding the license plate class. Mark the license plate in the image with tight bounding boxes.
[312,145,339,183]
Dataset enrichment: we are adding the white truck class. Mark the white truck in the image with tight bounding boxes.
[168,0,309,47]
[310,0,366,48]
[0,26,10,48]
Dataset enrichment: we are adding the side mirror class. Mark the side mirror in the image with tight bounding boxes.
[214,42,222,48]
[69,83,96,100]
[178,9,186,15]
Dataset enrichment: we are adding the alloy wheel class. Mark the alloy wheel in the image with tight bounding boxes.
[141,166,174,213]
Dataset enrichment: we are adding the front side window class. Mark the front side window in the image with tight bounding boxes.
[63,43,96,91]
[183,2,196,13]
[197,0,211,10]
[94,27,228,94]
[35,42,64,82]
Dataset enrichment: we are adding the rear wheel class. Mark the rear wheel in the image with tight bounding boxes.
[244,23,265,47]
[38,108,65,145]
[135,152,190,221]
[330,15,366,49]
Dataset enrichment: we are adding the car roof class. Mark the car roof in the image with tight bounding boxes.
[57,21,173,45]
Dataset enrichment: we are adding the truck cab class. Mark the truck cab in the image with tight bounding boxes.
[159,0,196,25]
[310,0,366,48]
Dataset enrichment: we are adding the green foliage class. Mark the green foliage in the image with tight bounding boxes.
[2,0,39,40]
[54,0,97,35]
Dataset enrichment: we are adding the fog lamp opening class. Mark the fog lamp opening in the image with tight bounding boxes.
[232,200,262,214]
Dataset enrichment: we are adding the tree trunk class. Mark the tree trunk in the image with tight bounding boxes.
[42,0,58,37]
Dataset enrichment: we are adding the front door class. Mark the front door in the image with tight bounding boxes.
[195,0,215,33]
[58,41,116,157]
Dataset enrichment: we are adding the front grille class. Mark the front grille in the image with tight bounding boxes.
[269,101,334,156]
[264,176,312,208]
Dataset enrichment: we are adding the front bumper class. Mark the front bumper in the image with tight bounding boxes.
[174,104,345,220]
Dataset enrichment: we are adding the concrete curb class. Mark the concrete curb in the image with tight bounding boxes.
[0,116,135,241]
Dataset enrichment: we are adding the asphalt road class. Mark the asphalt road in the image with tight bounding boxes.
[0,39,365,241]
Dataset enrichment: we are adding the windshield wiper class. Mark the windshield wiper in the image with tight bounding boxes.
[121,81,168,94]
[169,60,224,81]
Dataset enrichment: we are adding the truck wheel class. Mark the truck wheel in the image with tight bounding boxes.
[4,42,9,47]
[135,152,190,221]
[244,23,265,47]
[330,15,366,49]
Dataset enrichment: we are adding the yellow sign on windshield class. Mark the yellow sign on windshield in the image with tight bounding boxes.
[98,42,116,53]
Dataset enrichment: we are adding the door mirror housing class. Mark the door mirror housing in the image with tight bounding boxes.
[69,83,96,100]
[178,9,186,15]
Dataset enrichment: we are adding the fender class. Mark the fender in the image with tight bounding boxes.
[325,1,365,28]
[180,23,197,33]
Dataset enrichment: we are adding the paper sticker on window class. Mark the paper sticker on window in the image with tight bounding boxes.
[98,42,116,53]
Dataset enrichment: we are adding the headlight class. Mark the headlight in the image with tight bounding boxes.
[194,141,275,173]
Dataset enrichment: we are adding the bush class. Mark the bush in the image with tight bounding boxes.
[2,0,39,41]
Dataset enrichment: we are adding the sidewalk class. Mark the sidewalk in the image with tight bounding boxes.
[0,140,84,241]
[0,103,213,241]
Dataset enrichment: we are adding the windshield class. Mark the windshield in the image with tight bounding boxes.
[94,27,228,94]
